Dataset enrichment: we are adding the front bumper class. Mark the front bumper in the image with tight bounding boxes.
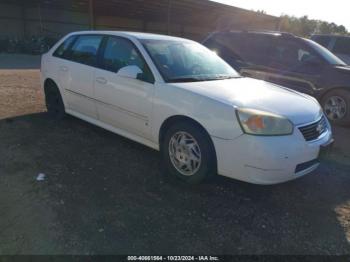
[212,120,333,185]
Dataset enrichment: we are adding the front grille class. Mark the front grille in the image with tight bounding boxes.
[299,116,327,141]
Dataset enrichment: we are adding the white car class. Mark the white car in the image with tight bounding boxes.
[41,31,334,185]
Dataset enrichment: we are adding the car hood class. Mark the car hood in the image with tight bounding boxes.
[170,77,322,125]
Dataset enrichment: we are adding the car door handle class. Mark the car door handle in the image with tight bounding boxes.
[96,77,107,85]
[60,66,68,72]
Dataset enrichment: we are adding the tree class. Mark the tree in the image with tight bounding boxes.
[278,15,349,37]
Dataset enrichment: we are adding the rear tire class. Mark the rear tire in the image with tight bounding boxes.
[322,89,350,126]
[44,83,65,120]
[161,121,216,184]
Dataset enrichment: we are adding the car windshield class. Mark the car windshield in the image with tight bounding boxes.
[305,39,346,66]
[141,39,240,82]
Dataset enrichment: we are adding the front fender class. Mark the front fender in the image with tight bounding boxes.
[151,83,243,143]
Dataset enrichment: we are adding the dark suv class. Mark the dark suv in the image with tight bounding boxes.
[203,31,350,125]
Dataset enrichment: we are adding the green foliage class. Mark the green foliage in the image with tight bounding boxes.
[278,15,349,37]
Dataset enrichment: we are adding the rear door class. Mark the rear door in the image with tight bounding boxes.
[203,33,277,79]
[237,34,278,81]
[51,35,76,106]
[63,34,103,118]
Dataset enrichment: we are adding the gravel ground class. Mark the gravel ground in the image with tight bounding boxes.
[0,55,349,255]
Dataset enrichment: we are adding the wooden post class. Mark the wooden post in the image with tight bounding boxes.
[38,3,43,34]
[89,0,94,30]
[167,0,171,35]
[142,20,147,32]
[20,3,26,38]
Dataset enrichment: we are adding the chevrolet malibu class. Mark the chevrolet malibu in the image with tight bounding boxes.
[41,31,334,185]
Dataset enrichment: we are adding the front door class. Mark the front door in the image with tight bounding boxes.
[94,36,155,139]
[260,38,324,95]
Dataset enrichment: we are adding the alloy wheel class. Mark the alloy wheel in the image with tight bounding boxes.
[324,95,347,120]
[168,131,202,176]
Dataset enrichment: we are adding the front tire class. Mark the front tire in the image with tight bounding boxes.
[44,83,65,120]
[322,89,350,126]
[161,121,216,184]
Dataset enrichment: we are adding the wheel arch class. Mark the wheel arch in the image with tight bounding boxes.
[43,78,66,105]
[158,115,218,171]
[44,78,59,90]
[319,86,350,102]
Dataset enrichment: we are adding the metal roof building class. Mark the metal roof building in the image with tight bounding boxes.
[0,0,280,41]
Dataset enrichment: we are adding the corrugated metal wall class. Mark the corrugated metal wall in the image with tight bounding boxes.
[0,0,279,41]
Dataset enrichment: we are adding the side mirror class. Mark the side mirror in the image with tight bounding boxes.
[117,65,143,79]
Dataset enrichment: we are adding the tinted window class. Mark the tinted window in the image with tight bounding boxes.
[312,36,331,48]
[333,38,350,55]
[204,33,245,68]
[205,33,276,67]
[69,35,103,66]
[269,39,321,70]
[101,37,154,83]
[305,39,346,65]
[241,34,276,66]
[53,36,76,58]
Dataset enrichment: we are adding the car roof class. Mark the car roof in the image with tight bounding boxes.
[312,34,350,39]
[212,30,296,37]
[67,30,192,42]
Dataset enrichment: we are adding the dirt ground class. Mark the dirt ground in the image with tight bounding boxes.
[0,54,349,255]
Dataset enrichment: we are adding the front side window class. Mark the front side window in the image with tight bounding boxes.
[141,39,239,82]
[69,35,103,66]
[101,36,154,83]
[269,39,322,70]
[305,39,346,66]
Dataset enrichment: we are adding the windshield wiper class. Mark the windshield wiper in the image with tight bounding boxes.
[168,75,240,83]
[211,75,239,80]
[167,77,204,83]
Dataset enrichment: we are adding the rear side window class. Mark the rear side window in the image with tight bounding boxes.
[241,34,276,66]
[69,35,103,66]
[333,38,350,55]
[53,36,76,58]
[269,39,320,70]
[203,33,245,68]
[204,33,276,68]
[312,36,331,48]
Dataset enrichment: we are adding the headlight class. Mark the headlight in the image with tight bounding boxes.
[236,108,293,136]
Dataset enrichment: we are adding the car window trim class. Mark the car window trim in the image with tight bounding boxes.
[96,35,155,84]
